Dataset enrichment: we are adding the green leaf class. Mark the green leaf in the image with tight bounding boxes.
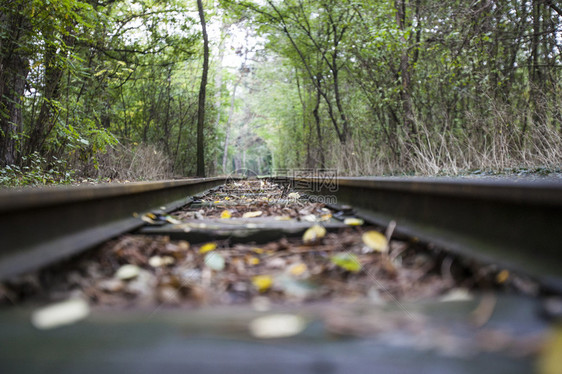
[330,253,361,273]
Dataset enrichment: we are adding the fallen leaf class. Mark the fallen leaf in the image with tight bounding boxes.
[247,256,260,266]
[331,253,362,273]
[362,231,388,253]
[439,288,473,302]
[97,278,123,292]
[344,218,364,226]
[199,242,217,254]
[205,252,225,271]
[220,210,232,219]
[115,264,141,280]
[125,269,157,299]
[243,211,263,218]
[303,225,327,244]
[301,214,317,222]
[287,192,301,199]
[251,296,271,312]
[538,325,562,374]
[496,270,509,284]
[288,263,308,277]
[266,258,287,269]
[252,275,273,292]
[31,298,90,330]
[178,241,190,251]
[141,213,157,224]
[157,286,181,305]
[165,216,182,225]
[148,255,175,267]
[249,314,306,338]
[279,276,317,298]
[319,213,332,221]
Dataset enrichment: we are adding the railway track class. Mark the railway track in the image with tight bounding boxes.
[0,177,227,280]
[0,176,561,373]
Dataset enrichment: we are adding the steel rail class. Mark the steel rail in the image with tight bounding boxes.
[274,176,562,291]
[0,178,228,281]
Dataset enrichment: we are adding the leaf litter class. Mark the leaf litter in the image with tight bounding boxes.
[0,179,548,355]
[1,180,540,307]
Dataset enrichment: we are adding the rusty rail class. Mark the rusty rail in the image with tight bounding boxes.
[0,178,227,280]
[272,176,562,291]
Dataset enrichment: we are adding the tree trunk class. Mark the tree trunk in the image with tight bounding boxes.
[196,0,209,177]
[222,75,242,174]
[312,87,325,168]
[25,30,75,156]
[215,24,226,172]
[0,8,30,166]
[395,0,417,139]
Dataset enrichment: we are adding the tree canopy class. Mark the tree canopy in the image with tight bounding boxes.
[1,0,561,185]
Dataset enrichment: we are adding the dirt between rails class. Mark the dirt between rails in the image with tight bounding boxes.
[0,180,539,309]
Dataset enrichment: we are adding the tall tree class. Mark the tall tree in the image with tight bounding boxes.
[0,1,30,165]
[196,0,209,177]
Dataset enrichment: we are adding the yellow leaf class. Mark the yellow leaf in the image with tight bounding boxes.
[199,242,217,254]
[251,247,265,254]
[344,218,364,226]
[141,214,156,224]
[247,256,260,266]
[496,270,509,284]
[225,197,231,200]
[252,275,273,292]
[220,210,232,219]
[539,325,562,374]
[289,263,307,277]
[319,213,332,221]
[362,231,388,253]
[303,225,326,244]
[243,211,263,218]
[214,200,221,204]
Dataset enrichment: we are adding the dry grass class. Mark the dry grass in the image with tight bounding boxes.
[76,143,174,181]
[325,102,562,176]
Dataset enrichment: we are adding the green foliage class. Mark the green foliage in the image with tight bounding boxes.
[220,0,562,175]
[3,0,561,182]
[0,153,75,187]
[1,0,223,182]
